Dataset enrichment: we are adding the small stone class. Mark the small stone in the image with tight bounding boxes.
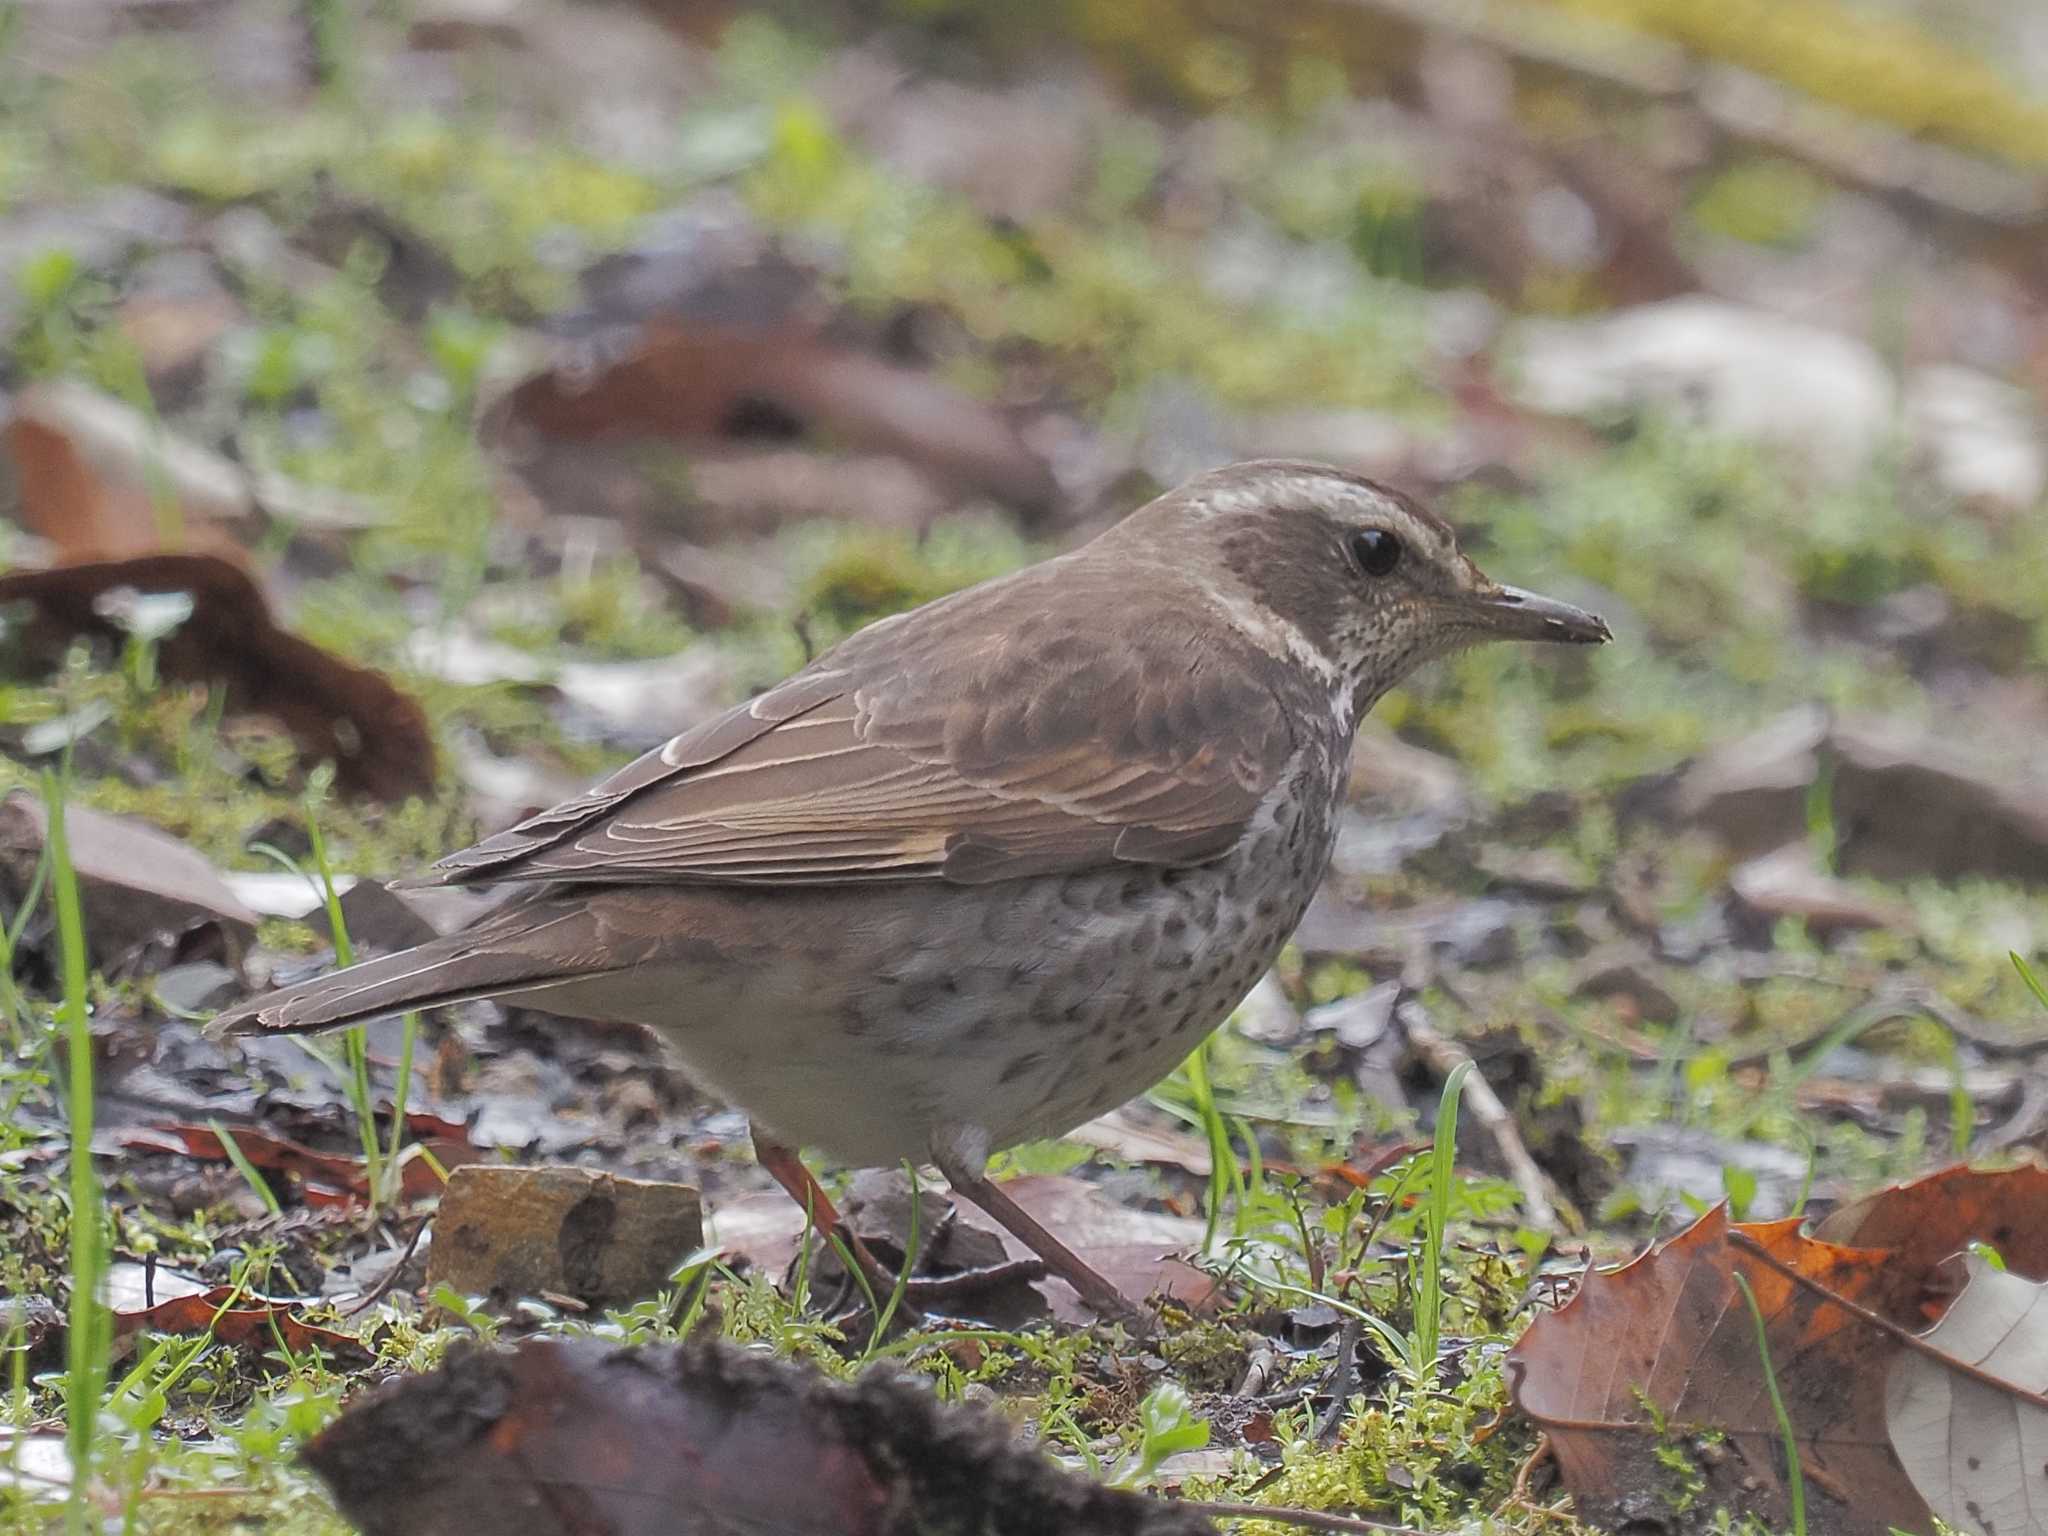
[1305,979,1401,1048]
[427,1165,701,1308]
[1673,708,2048,884]
[1729,843,1913,937]
[600,1075,663,1129]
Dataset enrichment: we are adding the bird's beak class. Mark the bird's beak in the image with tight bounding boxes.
[1465,584,1612,645]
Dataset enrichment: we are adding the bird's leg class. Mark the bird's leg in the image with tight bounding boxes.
[930,1127,1146,1325]
[749,1128,915,1314]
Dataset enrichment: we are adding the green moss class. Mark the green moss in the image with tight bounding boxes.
[788,517,1036,645]
[1202,1360,1530,1532]
[1690,158,1828,247]
[1541,0,2048,169]
[740,90,1435,419]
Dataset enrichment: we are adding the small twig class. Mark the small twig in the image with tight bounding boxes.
[341,1217,429,1317]
[1398,1001,1560,1230]
[1725,982,2048,1074]
[1173,1499,1424,1535]
[1726,1229,2048,1410]
[1314,1317,1363,1445]
[1510,1433,1553,1503]
[1980,1074,2048,1152]
[1234,1345,1279,1399]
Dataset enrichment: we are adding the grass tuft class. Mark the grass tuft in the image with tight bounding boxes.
[45,773,107,1536]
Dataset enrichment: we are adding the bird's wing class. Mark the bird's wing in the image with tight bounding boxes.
[423,569,1304,888]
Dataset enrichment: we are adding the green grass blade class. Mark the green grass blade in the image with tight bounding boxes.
[2015,952,2048,1014]
[1413,1058,1473,1383]
[1734,1272,1806,1536]
[306,805,389,1204]
[45,775,106,1536]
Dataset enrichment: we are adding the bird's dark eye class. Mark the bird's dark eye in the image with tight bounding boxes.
[1347,528,1402,578]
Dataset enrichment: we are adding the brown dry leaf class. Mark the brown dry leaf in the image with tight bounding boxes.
[3,381,251,560]
[2,383,424,798]
[1816,1164,2048,1282]
[0,791,259,967]
[503,318,1058,514]
[302,1336,1216,1536]
[103,1260,361,1356]
[1675,708,2048,886]
[1885,1253,2048,1536]
[123,1118,467,1206]
[0,554,434,801]
[1068,1106,1216,1178]
[1508,1204,1930,1535]
[114,1287,360,1356]
[713,1170,1214,1326]
[116,290,243,382]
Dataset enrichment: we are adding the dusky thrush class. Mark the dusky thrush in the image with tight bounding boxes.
[209,460,1609,1316]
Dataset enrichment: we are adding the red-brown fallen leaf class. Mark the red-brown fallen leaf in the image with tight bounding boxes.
[503,319,1058,514]
[0,553,434,801]
[1509,1204,1929,1535]
[123,1119,470,1206]
[3,385,250,561]
[1514,1167,2048,1532]
[302,1337,1215,1536]
[1815,1164,2048,1286]
[112,1287,360,1356]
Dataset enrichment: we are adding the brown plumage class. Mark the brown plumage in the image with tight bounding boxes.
[209,460,1608,1314]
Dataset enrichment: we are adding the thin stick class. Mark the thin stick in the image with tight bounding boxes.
[1314,1317,1362,1445]
[1399,1002,1560,1230]
[1173,1500,1425,1534]
[342,1217,430,1317]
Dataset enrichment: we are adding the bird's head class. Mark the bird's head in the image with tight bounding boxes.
[1128,459,1610,721]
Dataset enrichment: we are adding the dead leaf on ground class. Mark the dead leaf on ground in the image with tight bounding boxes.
[716,1170,1215,1327]
[504,318,1059,515]
[3,381,251,560]
[104,1261,359,1356]
[1816,1164,2048,1280]
[1513,1166,2048,1534]
[302,1336,1217,1536]
[0,791,259,968]
[3,381,379,554]
[1674,707,2048,886]
[1069,1106,1216,1178]
[116,287,243,387]
[1885,1253,2048,1536]
[1,383,426,797]
[0,553,434,800]
[122,1118,469,1207]
[1509,1204,1925,1535]
[1730,841,1916,937]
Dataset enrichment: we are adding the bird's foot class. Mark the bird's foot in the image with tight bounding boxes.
[930,1132,1150,1328]
[749,1129,924,1322]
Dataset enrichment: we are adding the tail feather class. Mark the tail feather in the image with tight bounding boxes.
[206,899,605,1038]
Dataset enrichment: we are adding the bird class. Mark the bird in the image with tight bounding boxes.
[208,460,1609,1317]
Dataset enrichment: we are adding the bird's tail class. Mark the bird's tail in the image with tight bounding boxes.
[205,895,609,1038]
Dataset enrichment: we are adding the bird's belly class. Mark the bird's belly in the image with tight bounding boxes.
[522,804,1330,1168]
